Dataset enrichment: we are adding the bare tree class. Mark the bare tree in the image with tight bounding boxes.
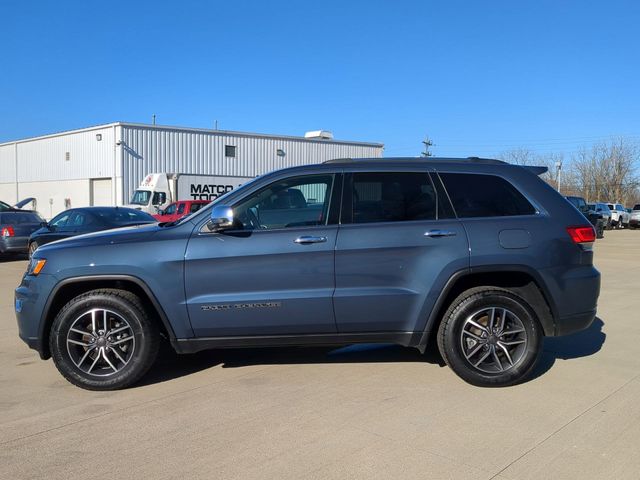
[498,148,563,189]
[571,138,639,203]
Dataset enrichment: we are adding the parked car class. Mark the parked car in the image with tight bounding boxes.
[607,203,630,228]
[565,196,605,239]
[630,204,640,229]
[16,158,600,390]
[28,207,156,257]
[0,210,45,256]
[153,200,209,223]
[588,203,612,229]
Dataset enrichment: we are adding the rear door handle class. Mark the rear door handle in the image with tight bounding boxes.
[294,235,327,244]
[424,229,457,238]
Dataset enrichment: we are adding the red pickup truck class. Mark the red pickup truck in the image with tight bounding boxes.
[152,200,209,222]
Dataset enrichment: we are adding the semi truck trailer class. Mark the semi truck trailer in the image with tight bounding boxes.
[126,173,251,214]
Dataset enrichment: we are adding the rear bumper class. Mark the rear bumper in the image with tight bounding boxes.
[539,265,600,337]
[555,310,597,336]
[0,236,29,253]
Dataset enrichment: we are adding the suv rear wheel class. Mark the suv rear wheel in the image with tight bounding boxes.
[50,289,159,390]
[437,287,542,387]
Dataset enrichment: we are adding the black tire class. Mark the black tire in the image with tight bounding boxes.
[50,288,160,390]
[28,241,38,259]
[437,287,542,387]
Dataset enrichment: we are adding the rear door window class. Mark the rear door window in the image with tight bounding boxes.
[439,173,536,218]
[346,172,437,224]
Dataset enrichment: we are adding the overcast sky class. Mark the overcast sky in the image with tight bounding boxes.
[1,0,639,158]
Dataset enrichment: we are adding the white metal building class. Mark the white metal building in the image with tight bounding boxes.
[0,122,384,219]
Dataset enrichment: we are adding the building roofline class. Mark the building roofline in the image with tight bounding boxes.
[0,121,384,148]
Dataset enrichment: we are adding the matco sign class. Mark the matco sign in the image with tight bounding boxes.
[177,175,250,201]
[189,183,235,200]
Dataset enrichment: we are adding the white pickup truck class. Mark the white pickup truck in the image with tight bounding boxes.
[629,204,640,229]
[607,203,630,228]
[125,173,252,214]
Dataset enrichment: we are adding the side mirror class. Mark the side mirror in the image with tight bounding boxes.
[207,205,234,232]
[40,221,48,228]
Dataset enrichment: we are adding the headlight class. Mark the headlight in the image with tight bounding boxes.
[27,258,47,276]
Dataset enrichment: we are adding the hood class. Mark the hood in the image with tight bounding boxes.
[38,223,162,253]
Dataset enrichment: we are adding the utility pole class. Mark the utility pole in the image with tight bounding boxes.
[421,136,434,157]
[555,160,562,193]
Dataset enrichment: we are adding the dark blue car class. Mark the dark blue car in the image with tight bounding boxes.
[15,158,600,390]
[28,207,156,257]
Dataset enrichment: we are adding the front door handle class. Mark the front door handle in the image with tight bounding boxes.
[294,235,327,245]
[424,229,457,238]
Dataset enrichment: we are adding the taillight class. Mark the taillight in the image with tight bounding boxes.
[566,225,596,244]
[1,226,14,237]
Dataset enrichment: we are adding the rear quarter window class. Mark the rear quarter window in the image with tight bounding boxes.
[439,173,536,218]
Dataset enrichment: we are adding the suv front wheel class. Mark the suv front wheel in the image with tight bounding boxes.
[437,287,542,387]
[50,289,160,390]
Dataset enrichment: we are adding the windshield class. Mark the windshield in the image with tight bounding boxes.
[634,204,640,211]
[0,200,12,211]
[130,190,151,206]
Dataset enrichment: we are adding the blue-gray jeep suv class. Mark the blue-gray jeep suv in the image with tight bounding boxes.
[15,158,600,389]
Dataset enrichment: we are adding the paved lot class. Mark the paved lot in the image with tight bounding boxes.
[1,231,639,479]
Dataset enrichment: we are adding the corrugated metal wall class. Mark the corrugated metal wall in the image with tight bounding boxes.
[0,126,117,184]
[0,143,17,183]
[120,125,383,202]
[0,123,383,206]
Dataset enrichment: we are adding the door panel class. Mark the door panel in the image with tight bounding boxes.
[334,170,469,333]
[184,173,340,337]
[185,227,338,336]
[334,220,468,332]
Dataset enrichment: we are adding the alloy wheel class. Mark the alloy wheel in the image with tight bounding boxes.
[66,308,136,377]
[459,307,528,374]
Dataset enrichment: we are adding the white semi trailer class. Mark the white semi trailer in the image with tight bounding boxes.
[126,173,251,214]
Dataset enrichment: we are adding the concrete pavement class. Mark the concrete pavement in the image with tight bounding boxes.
[1,231,639,479]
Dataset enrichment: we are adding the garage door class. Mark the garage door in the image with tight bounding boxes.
[90,178,113,206]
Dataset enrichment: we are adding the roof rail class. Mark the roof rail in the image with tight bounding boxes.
[323,156,508,165]
[323,158,353,164]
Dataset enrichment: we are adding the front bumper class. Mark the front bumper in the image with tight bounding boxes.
[15,272,58,358]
